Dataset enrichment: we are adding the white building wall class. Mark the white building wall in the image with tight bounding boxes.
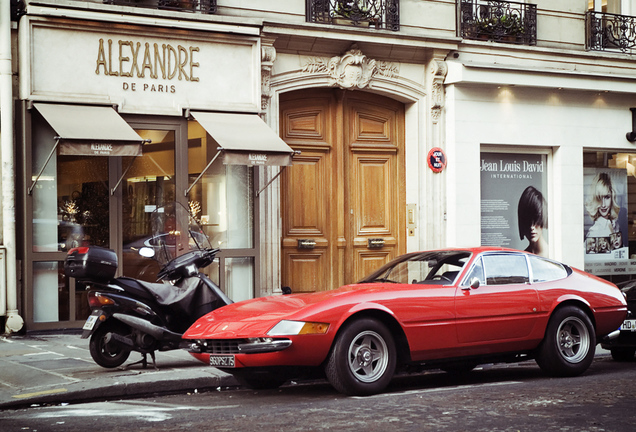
[446,73,636,269]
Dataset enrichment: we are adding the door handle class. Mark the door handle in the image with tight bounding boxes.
[367,238,385,249]
[297,239,316,249]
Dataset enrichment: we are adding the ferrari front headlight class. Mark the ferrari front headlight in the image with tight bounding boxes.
[267,320,330,336]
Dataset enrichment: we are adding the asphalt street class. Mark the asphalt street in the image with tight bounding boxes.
[2,352,636,432]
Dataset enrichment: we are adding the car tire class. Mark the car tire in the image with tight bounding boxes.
[325,317,396,396]
[536,306,595,377]
[610,347,636,362]
[234,370,288,390]
[89,320,132,368]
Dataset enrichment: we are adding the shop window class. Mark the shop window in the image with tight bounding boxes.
[187,120,255,301]
[30,112,108,326]
[32,262,75,323]
[480,152,549,258]
[32,114,110,253]
[225,257,254,303]
[583,152,635,282]
[121,129,176,282]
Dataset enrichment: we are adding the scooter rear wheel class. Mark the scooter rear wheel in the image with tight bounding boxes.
[89,320,132,368]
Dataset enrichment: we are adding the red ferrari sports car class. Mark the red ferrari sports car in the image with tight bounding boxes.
[184,247,627,396]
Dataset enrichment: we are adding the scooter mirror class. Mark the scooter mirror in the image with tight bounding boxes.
[139,247,155,258]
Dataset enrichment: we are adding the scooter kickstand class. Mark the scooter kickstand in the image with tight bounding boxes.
[122,352,153,370]
[149,351,158,371]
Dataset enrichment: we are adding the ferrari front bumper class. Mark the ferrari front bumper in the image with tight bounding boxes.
[187,338,292,355]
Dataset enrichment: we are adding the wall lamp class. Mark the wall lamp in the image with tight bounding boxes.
[627,108,636,142]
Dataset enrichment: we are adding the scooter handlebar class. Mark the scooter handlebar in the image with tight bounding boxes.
[157,248,221,281]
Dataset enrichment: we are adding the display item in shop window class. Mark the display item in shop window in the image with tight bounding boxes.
[585,172,620,238]
[517,186,548,257]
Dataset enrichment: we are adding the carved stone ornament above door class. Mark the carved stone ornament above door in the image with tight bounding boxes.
[302,44,399,90]
[261,39,277,116]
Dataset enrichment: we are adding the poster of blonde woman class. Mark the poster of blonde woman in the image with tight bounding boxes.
[583,168,628,274]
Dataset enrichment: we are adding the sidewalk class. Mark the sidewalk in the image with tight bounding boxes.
[0,332,239,410]
[0,332,613,411]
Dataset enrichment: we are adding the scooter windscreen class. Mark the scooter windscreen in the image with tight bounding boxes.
[146,202,213,268]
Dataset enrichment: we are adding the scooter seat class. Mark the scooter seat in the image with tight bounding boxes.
[114,277,188,307]
[113,277,162,303]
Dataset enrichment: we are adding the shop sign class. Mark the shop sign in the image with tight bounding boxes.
[223,151,292,166]
[23,20,260,115]
[585,259,633,276]
[59,142,142,157]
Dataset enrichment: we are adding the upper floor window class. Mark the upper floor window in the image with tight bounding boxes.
[306,0,400,31]
[588,1,636,15]
[459,0,537,46]
[586,2,636,53]
[103,0,217,14]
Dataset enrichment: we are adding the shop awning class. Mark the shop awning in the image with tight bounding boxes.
[34,103,145,156]
[190,111,295,167]
[186,112,297,197]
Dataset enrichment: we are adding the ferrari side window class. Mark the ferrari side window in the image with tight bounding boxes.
[464,257,485,285]
[529,255,567,282]
[407,260,430,284]
[388,261,410,284]
[482,254,529,285]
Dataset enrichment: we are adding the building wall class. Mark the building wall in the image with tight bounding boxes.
[446,65,636,271]
[217,0,458,39]
[8,0,636,330]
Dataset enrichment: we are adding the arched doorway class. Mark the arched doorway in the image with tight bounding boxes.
[280,89,406,292]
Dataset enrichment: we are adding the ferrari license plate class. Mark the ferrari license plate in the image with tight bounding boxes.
[620,319,636,332]
[209,355,235,368]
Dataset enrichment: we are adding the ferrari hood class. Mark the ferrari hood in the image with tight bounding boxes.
[184,285,369,339]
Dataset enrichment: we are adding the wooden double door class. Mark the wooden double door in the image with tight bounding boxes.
[280,89,405,293]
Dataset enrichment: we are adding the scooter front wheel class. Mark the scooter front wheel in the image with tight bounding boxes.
[89,320,132,368]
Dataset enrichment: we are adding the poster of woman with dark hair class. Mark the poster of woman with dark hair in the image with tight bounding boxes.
[480,153,548,256]
[517,186,548,257]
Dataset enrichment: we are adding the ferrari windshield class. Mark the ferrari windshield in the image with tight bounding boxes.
[359,250,472,285]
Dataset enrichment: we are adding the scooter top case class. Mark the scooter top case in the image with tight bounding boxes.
[64,246,118,282]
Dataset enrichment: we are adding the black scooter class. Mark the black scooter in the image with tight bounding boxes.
[65,203,232,369]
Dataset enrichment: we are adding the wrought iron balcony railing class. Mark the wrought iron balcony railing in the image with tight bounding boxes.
[459,0,537,45]
[102,0,216,14]
[587,11,636,53]
[306,0,399,31]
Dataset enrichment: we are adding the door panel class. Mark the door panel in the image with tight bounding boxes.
[281,89,404,292]
[281,151,331,293]
[283,153,328,236]
[356,250,393,282]
[281,91,334,292]
[346,93,404,285]
[284,251,328,294]
[353,155,393,234]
